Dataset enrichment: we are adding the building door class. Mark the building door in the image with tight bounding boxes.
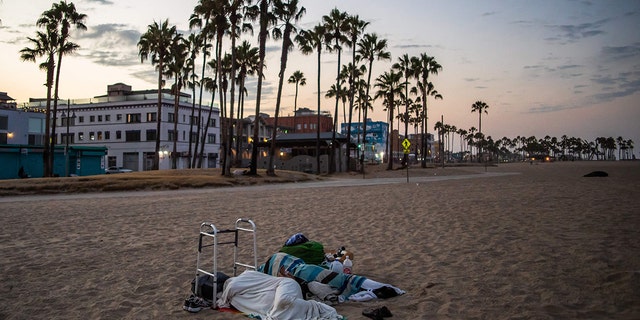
[123,152,139,171]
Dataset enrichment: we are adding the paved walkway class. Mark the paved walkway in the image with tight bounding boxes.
[0,171,518,203]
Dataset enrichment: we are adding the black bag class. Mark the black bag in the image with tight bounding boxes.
[191,272,230,300]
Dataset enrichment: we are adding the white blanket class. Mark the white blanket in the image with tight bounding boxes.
[217,271,343,320]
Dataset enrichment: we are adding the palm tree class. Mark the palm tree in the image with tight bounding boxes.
[234,40,259,165]
[345,15,368,171]
[471,100,489,161]
[411,53,442,167]
[189,0,217,168]
[296,24,329,174]
[392,53,413,167]
[20,30,57,176]
[357,33,390,174]
[374,70,403,170]
[38,1,86,176]
[287,70,306,132]
[165,33,187,169]
[249,0,275,175]
[266,0,305,176]
[183,33,203,168]
[323,8,349,173]
[325,79,348,123]
[138,19,177,170]
[224,0,256,176]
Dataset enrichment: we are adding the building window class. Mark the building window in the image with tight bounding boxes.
[61,133,74,144]
[168,113,175,122]
[108,156,116,167]
[296,124,301,130]
[116,130,122,140]
[0,115,8,130]
[190,116,199,125]
[183,131,186,140]
[146,129,157,141]
[28,134,44,145]
[78,132,84,141]
[117,114,122,121]
[90,115,95,122]
[97,131,103,140]
[78,116,84,123]
[207,134,216,144]
[0,132,7,144]
[147,112,157,122]
[105,131,110,140]
[105,115,111,121]
[168,130,176,142]
[183,114,186,122]
[125,130,141,142]
[89,132,95,141]
[98,115,103,122]
[127,113,141,123]
[209,118,216,127]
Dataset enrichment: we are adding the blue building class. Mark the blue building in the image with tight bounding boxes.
[341,120,388,163]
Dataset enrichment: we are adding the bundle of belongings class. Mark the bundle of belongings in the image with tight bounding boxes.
[193,233,405,319]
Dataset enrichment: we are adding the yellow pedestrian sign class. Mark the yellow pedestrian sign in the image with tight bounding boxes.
[402,138,411,154]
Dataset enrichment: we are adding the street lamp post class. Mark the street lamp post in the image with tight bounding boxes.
[62,99,75,177]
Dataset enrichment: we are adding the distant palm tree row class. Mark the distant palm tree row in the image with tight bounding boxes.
[433,115,636,162]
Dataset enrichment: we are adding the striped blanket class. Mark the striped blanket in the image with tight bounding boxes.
[258,252,367,301]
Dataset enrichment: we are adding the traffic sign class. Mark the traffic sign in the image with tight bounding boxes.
[402,138,410,149]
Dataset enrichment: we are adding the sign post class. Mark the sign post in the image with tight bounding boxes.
[402,138,411,183]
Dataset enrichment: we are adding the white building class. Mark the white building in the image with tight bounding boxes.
[30,83,221,171]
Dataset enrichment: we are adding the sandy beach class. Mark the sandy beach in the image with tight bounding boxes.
[1,161,639,319]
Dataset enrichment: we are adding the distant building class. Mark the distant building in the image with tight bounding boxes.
[26,83,221,171]
[271,107,333,134]
[341,120,388,163]
[1,91,107,179]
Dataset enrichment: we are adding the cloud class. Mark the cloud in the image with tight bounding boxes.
[81,0,114,4]
[75,23,142,67]
[590,70,640,102]
[393,44,435,50]
[601,43,640,61]
[527,104,571,113]
[547,18,609,43]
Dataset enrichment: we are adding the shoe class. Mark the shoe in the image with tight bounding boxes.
[183,297,201,313]
[372,286,399,299]
[379,306,392,317]
[362,306,393,319]
[182,294,211,313]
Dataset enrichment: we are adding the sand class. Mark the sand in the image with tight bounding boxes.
[1,161,639,319]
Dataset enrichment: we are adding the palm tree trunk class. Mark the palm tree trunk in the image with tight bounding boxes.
[249,0,268,176]
[315,49,322,175]
[172,79,179,169]
[154,59,163,170]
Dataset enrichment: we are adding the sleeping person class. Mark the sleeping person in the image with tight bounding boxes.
[258,252,405,303]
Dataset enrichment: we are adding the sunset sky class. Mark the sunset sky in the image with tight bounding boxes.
[1,0,639,152]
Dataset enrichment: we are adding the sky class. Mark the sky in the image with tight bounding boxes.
[1,0,639,153]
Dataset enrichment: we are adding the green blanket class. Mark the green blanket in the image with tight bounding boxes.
[279,241,325,265]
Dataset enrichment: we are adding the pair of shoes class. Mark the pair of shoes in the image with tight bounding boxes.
[362,306,392,319]
[182,294,211,313]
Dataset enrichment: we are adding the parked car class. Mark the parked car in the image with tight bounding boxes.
[105,166,133,174]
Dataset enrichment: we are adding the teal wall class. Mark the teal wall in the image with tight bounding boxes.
[0,145,107,179]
